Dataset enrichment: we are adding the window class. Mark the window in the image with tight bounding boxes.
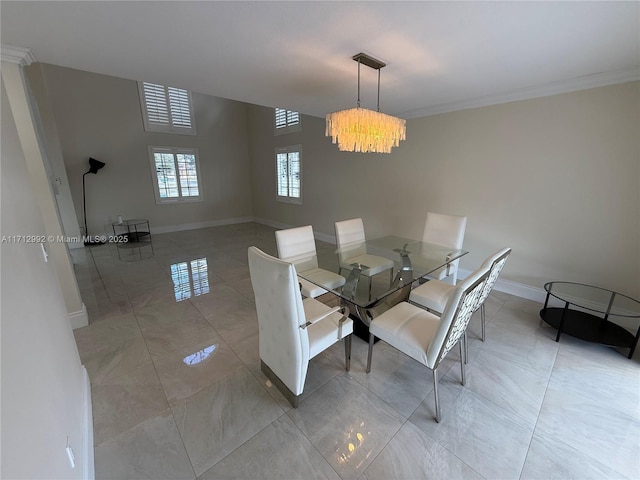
[148,146,202,204]
[274,108,301,135]
[275,145,302,204]
[139,82,196,135]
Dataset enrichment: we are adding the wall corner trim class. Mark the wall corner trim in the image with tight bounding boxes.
[1,44,36,66]
[68,303,89,329]
[82,366,95,480]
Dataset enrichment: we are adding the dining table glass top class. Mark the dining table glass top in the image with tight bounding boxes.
[297,235,468,310]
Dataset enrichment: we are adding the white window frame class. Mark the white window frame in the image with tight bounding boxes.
[274,108,302,135]
[138,82,196,135]
[148,146,203,204]
[275,145,302,205]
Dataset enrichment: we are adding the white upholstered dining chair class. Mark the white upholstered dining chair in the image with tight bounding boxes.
[366,264,489,422]
[421,212,467,284]
[409,247,511,343]
[248,246,353,408]
[275,225,346,298]
[334,218,394,298]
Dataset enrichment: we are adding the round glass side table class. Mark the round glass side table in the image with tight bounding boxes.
[540,281,640,359]
[111,219,153,261]
[112,219,151,243]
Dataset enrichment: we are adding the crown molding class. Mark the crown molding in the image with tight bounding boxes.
[1,45,36,66]
[401,67,640,119]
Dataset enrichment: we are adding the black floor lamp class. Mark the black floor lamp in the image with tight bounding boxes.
[83,157,106,246]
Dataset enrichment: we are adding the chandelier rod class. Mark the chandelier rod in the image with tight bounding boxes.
[351,53,386,111]
[377,68,381,112]
[357,56,361,108]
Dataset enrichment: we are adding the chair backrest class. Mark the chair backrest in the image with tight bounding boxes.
[426,262,490,369]
[422,212,467,250]
[248,246,310,395]
[334,218,368,262]
[335,218,366,248]
[477,247,511,307]
[275,225,319,271]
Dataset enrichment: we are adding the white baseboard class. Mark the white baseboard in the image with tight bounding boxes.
[252,217,295,231]
[494,276,547,303]
[313,231,336,244]
[68,303,88,329]
[151,216,254,234]
[457,267,546,303]
[82,366,95,480]
[252,217,337,243]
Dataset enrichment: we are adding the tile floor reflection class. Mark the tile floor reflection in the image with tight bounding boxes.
[71,222,640,480]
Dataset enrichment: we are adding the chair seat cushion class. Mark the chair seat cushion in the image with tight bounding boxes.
[429,266,448,281]
[299,268,346,298]
[425,264,460,281]
[341,254,394,277]
[303,298,353,359]
[298,277,327,298]
[409,280,453,314]
[370,302,440,368]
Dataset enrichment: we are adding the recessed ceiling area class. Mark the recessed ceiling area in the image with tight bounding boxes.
[1,1,638,119]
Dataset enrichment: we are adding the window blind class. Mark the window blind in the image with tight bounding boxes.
[140,82,195,134]
[275,145,302,204]
[149,147,202,204]
[274,108,301,135]
[167,87,192,128]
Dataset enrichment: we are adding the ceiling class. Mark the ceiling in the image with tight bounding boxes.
[2,1,639,119]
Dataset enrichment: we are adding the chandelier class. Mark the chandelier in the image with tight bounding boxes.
[326,53,406,154]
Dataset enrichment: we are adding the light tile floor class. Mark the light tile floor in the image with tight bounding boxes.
[71,222,640,480]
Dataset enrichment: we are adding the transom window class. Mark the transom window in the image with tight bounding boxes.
[274,108,301,135]
[139,82,196,135]
[148,146,202,204]
[275,145,302,205]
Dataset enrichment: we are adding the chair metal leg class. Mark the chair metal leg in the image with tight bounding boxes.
[481,303,486,341]
[344,334,352,371]
[459,340,466,386]
[366,333,375,373]
[432,368,440,423]
[463,331,468,364]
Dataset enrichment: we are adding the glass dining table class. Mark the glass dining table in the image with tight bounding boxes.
[297,235,468,335]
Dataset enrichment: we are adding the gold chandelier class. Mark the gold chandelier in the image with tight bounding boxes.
[326,53,406,154]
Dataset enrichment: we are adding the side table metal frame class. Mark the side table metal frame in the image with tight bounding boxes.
[111,219,153,261]
[540,282,640,359]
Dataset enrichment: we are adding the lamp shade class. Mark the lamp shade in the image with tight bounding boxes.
[326,107,406,153]
[87,157,105,174]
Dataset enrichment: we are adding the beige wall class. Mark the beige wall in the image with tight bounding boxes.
[1,75,89,480]
[32,62,639,298]
[39,64,253,235]
[25,63,83,243]
[3,61,86,323]
[248,82,640,298]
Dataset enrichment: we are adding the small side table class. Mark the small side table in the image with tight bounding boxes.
[112,219,153,261]
[540,281,640,359]
[112,219,151,243]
